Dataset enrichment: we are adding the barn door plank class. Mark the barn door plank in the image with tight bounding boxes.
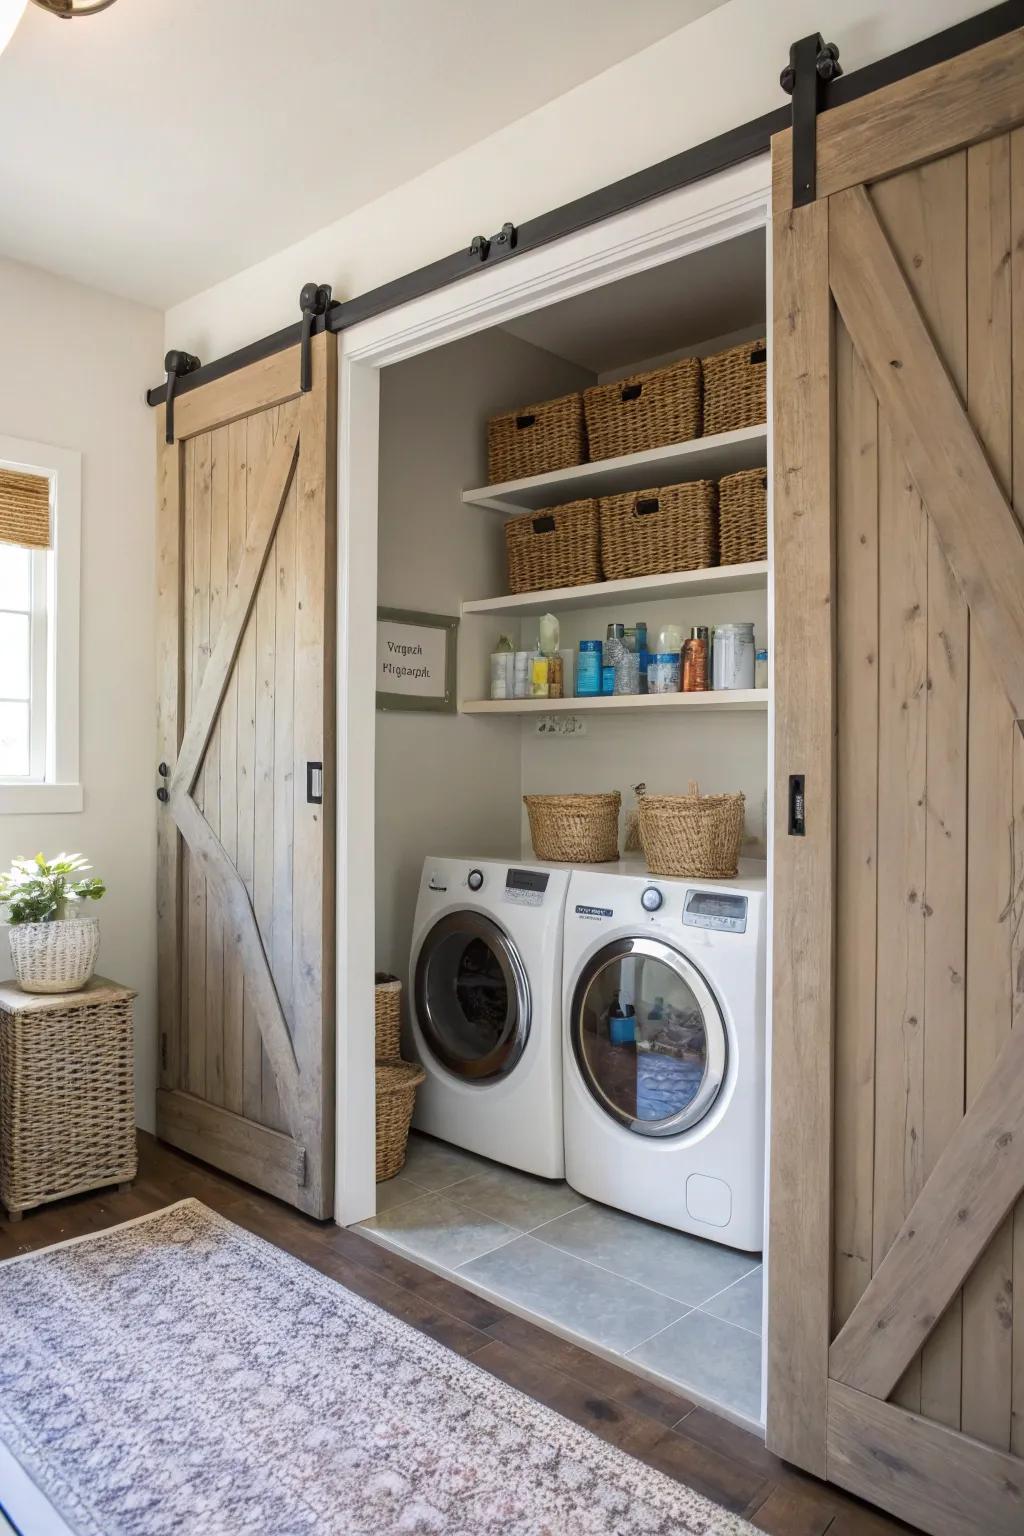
[828,1019,1024,1398]
[220,417,247,1117]
[828,183,1024,724]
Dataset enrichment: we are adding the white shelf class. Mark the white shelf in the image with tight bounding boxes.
[461,561,767,618]
[462,425,767,515]
[460,689,768,716]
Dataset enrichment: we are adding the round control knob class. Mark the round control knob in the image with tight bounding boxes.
[641,886,663,912]
[467,869,484,892]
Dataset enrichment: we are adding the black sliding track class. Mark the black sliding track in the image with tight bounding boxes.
[147,0,1024,410]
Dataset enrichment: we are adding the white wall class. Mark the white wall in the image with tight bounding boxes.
[0,257,163,1130]
[375,328,593,978]
[165,0,991,359]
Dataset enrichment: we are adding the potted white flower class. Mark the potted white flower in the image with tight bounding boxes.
[0,853,106,994]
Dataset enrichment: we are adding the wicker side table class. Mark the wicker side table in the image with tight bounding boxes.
[0,975,137,1221]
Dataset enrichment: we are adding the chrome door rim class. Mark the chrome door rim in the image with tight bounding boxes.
[570,935,727,1136]
[414,910,531,1081]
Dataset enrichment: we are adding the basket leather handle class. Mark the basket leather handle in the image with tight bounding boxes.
[620,382,643,402]
[515,413,536,430]
[532,514,556,534]
[750,345,767,365]
[634,497,660,516]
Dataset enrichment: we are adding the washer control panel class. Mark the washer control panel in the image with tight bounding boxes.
[682,890,748,933]
[503,867,550,907]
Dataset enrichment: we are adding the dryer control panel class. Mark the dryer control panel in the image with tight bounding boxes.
[682,890,748,934]
[503,867,550,908]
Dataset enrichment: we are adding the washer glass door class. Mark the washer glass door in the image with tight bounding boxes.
[571,936,727,1136]
[414,911,530,1080]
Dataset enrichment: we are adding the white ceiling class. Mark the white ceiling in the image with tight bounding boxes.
[503,229,766,374]
[0,0,728,310]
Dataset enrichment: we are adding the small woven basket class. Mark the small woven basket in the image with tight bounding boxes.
[600,481,717,581]
[718,468,768,564]
[504,499,600,594]
[638,781,745,880]
[487,392,584,483]
[584,358,702,461]
[524,792,620,863]
[374,973,402,1062]
[375,1059,426,1181]
[703,338,767,436]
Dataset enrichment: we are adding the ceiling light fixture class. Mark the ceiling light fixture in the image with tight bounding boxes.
[30,0,119,14]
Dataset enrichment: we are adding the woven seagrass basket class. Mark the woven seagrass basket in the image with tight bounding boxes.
[504,499,600,594]
[703,338,767,436]
[374,973,402,1062]
[524,792,620,863]
[638,781,745,880]
[487,392,584,483]
[718,467,768,565]
[599,481,717,581]
[375,1059,426,1180]
[584,358,702,461]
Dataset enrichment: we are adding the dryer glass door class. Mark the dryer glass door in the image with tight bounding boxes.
[414,911,530,1081]
[571,937,727,1137]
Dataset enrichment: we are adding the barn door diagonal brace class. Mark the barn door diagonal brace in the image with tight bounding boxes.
[780,33,842,206]
[162,349,202,443]
[298,282,333,392]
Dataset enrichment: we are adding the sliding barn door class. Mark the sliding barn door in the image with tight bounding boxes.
[769,31,1024,1536]
[155,335,336,1218]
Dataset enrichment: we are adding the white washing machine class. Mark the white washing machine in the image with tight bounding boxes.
[562,860,766,1251]
[408,856,570,1179]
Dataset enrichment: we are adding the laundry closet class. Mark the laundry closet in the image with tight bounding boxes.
[364,219,770,1429]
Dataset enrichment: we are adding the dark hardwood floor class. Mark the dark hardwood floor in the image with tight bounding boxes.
[0,1132,918,1536]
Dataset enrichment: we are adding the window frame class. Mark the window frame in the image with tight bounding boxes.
[0,435,81,814]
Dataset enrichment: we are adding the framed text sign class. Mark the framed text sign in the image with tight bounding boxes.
[376,607,458,713]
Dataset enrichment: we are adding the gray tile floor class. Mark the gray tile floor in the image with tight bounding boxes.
[358,1132,764,1427]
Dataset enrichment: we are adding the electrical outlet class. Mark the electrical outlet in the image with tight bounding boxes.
[534,715,587,737]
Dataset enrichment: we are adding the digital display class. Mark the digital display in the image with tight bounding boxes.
[507,868,550,893]
[686,893,747,919]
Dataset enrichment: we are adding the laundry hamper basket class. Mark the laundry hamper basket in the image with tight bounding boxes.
[524,792,620,863]
[702,338,767,435]
[584,358,701,461]
[487,392,584,483]
[718,468,768,564]
[374,973,402,1062]
[504,499,600,593]
[375,1060,426,1180]
[638,781,745,880]
[600,481,717,580]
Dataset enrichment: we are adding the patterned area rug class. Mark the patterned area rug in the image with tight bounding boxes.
[0,1200,755,1535]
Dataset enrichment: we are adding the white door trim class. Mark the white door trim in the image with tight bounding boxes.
[335,154,772,1230]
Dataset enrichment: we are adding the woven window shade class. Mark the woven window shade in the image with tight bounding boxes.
[0,468,51,550]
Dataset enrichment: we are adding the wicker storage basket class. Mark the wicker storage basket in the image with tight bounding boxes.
[504,498,601,594]
[375,1059,426,1180]
[524,792,620,863]
[487,392,584,483]
[703,338,767,436]
[718,467,768,564]
[584,358,702,461]
[638,781,745,880]
[0,976,137,1219]
[600,481,717,581]
[374,973,402,1062]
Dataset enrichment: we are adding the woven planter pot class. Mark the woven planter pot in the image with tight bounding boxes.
[8,918,100,995]
[523,792,621,863]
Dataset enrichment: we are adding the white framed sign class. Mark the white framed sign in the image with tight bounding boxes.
[376,607,458,713]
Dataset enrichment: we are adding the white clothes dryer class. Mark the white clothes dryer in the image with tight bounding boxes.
[562,860,767,1251]
[408,856,570,1179]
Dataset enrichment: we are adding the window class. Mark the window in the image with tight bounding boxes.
[0,437,81,814]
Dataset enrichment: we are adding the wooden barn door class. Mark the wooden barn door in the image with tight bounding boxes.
[769,31,1024,1536]
[155,335,336,1218]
